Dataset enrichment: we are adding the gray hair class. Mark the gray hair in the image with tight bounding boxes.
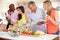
[28,1,35,5]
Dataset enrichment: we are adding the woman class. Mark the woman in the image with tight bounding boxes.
[6,4,15,29]
[6,4,18,29]
[17,6,28,27]
[43,1,59,34]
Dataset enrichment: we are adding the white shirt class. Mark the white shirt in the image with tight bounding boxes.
[7,10,18,23]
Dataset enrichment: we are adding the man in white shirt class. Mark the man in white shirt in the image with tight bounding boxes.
[27,1,46,32]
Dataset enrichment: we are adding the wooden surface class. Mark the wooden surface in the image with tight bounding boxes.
[53,36,59,40]
[0,38,11,40]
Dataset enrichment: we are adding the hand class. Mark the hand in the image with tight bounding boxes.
[29,26,33,31]
[36,21,45,25]
[0,19,2,22]
[45,14,50,20]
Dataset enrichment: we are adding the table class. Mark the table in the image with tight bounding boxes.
[53,36,59,40]
[0,32,58,40]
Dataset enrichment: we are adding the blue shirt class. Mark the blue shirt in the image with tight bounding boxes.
[26,8,46,32]
[28,8,45,24]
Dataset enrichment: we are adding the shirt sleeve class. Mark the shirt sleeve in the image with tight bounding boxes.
[25,13,32,27]
[11,10,18,22]
[41,9,45,20]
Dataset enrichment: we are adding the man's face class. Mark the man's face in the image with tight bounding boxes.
[28,4,36,12]
[17,8,22,14]
[9,4,15,11]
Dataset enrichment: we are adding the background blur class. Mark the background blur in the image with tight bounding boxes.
[0,0,60,27]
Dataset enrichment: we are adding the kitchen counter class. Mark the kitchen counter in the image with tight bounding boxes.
[0,32,58,40]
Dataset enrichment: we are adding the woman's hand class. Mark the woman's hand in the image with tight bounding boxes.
[46,14,58,27]
[45,14,49,20]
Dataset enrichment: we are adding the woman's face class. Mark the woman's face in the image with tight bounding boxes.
[17,8,22,14]
[43,2,52,11]
[43,3,47,10]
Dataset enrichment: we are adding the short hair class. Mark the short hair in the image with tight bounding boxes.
[43,1,52,15]
[28,1,35,5]
[9,4,15,8]
[43,0,51,4]
[17,6,25,13]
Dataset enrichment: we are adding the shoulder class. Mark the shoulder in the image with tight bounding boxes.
[24,13,27,15]
[37,8,45,11]
[37,8,45,12]
[52,8,57,11]
[14,10,19,13]
[52,8,58,15]
[53,8,57,14]
[38,8,45,14]
[28,12,32,16]
[7,10,10,14]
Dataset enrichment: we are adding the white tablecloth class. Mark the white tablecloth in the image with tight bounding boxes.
[0,32,58,40]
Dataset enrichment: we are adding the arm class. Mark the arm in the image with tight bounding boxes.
[54,10,59,26]
[36,21,46,25]
[25,13,32,27]
[36,9,46,25]
[5,11,10,21]
[47,10,58,26]
[25,13,28,23]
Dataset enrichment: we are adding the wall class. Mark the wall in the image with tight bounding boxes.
[0,0,60,24]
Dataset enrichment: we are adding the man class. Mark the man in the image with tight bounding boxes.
[27,1,46,32]
[6,4,18,29]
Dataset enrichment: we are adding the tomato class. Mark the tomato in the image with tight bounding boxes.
[27,31,32,35]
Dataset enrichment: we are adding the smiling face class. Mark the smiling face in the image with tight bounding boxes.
[43,1,52,11]
[17,8,22,14]
[28,4,36,12]
[9,4,15,11]
[43,3,48,10]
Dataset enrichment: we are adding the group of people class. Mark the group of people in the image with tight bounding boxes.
[5,1,59,34]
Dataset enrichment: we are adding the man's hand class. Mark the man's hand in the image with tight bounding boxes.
[36,21,45,25]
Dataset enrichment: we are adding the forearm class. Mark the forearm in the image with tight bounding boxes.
[49,16,58,26]
[36,20,46,25]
